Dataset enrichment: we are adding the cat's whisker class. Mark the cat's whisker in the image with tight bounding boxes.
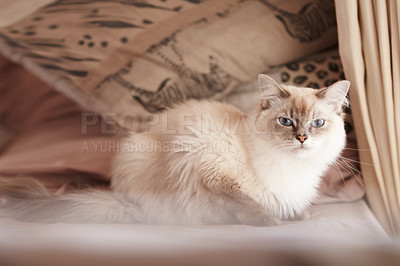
[337,156,375,180]
[331,161,347,186]
[317,148,365,185]
[269,143,292,152]
[338,155,374,166]
[335,157,369,183]
[336,160,356,186]
[337,158,364,185]
[343,147,370,152]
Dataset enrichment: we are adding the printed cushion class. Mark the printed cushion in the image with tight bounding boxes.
[0,0,337,129]
[277,49,355,141]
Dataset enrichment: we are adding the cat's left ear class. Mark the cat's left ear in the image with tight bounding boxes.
[316,80,350,113]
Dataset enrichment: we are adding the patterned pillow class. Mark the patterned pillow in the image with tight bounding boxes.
[277,49,355,141]
[280,51,344,89]
[0,0,338,129]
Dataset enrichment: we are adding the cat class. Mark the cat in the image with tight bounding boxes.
[0,74,350,225]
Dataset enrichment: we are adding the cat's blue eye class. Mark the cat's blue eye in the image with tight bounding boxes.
[312,119,325,128]
[279,117,293,126]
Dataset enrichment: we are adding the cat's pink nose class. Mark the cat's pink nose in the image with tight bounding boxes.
[296,134,308,143]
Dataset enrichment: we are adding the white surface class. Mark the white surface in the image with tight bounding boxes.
[0,200,391,265]
[0,200,388,249]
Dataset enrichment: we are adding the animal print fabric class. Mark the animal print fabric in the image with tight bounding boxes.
[277,49,355,141]
[0,0,337,128]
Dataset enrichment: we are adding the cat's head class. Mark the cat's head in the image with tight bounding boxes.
[254,74,350,158]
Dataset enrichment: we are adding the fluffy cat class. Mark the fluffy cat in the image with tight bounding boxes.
[0,74,350,225]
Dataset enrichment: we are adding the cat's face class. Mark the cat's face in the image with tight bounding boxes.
[255,74,349,157]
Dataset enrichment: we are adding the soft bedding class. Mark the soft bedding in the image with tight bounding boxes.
[0,57,387,261]
[0,200,391,266]
[0,1,395,264]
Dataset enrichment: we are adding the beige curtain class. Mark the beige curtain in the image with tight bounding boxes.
[335,0,400,236]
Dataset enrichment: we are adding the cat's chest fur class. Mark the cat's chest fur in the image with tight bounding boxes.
[249,147,325,218]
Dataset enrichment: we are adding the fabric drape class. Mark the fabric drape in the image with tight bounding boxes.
[335,0,400,236]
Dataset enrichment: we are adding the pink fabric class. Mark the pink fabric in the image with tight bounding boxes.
[0,55,117,191]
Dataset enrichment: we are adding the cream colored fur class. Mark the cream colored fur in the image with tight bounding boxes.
[111,74,349,225]
[0,75,350,225]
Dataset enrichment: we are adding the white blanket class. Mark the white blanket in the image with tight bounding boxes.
[0,200,392,266]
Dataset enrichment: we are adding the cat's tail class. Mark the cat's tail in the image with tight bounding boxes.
[0,177,144,223]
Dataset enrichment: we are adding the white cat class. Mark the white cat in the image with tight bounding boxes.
[0,74,350,225]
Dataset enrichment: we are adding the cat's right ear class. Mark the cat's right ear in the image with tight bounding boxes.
[316,80,350,113]
[258,74,290,109]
